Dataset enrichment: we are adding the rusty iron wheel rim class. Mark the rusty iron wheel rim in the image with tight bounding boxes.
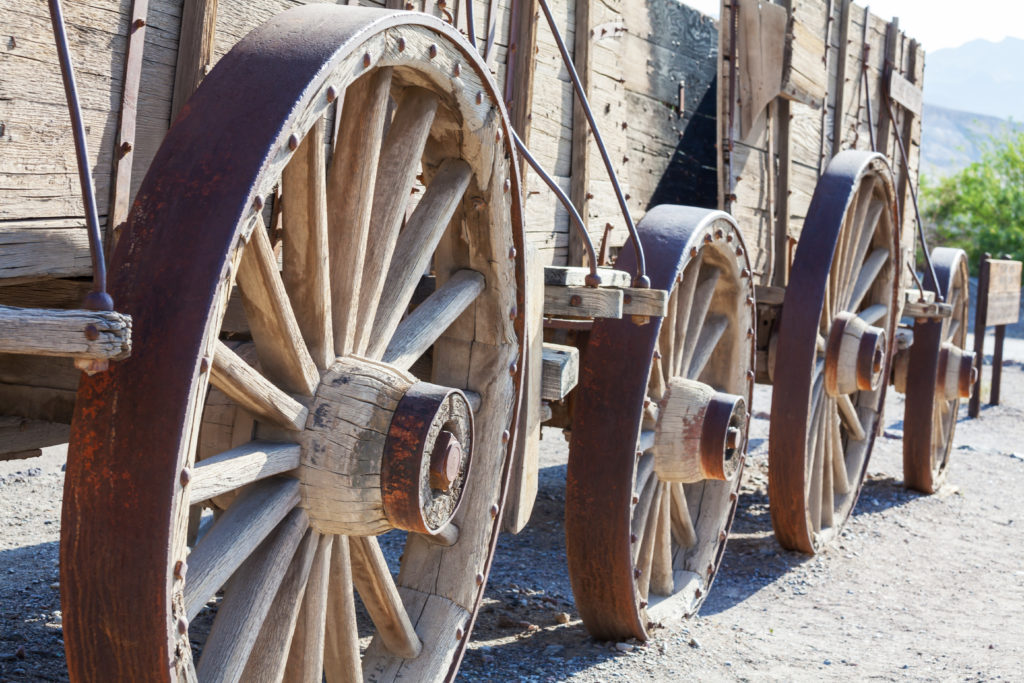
[768,150,900,554]
[903,247,969,493]
[61,8,525,682]
[566,206,755,641]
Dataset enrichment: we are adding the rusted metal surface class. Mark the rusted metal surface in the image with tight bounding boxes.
[62,8,526,681]
[46,0,111,311]
[700,393,746,481]
[768,151,898,554]
[903,247,969,493]
[565,205,747,641]
[382,383,473,535]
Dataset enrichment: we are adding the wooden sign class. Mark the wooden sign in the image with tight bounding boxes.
[986,259,1022,326]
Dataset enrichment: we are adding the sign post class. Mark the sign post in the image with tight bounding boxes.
[969,253,1022,417]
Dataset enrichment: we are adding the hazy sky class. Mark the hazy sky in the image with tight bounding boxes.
[685,0,1024,52]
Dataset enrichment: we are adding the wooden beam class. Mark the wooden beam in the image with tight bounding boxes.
[107,0,149,251]
[172,0,219,120]
[621,287,669,318]
[543,285,623,319]
[0,305,130,360]
[0,417,69,460]
[505,0,540,152]
[888,70,922,118]
[540,342,579,401]
[831,0,852,157]
[875,17,900,154]
[568,0,593,267]
[544,266,631,288]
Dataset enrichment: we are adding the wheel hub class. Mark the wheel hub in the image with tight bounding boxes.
[298,357,473,536]
[937,343,976,400]
[825,311,887,396]
[653,377,747,483]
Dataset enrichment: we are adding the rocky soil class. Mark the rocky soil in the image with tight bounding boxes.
[3,357,1023,681]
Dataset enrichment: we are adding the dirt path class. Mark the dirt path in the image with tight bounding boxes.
[3,358,1023,681]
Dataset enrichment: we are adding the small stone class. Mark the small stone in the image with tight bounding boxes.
[16,644,26,659]
[543,644,563,656]
[615,642,634,652]
[555,612,571,624]
[50,582,60,590]
[481,654,495,665]
[824,659,832,665]
[688,637,701,649]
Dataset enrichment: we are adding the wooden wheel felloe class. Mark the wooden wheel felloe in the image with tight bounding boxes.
[566,206,755,641]
[769,151,899,554]
[900,247,973,493]
[61,7,524,682]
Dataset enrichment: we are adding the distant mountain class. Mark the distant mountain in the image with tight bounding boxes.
[924,37,1024,122]
[920,103,1024,178]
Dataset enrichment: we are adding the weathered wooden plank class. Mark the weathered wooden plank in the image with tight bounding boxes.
[171,0,218,119]
[543,285,623,319]
[540,342,579,401]
[0,418,70,459]
[781,13,827,108]
[621,287,669,317]
[543,266,631,288]
[0,305,131,360]
[986,260,1022,327]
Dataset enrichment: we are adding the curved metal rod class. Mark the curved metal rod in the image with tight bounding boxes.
[465,0,477,49]
[511,130,601,287]
[884,95,941,302]
[48,0,112,311]
[534,0,648,287]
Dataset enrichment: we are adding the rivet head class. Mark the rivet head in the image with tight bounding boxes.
[741,268,751,279]
[690,247,698,258]
[509,306,517,320]
[475,573,485,586]
[174,560,188,581]
[326,86,337,103]
[453,62,461,77]
[428,44,438,58]
[569,294,583,307]
[177,617,189,635]
[639,600,648,609]
[133,18,146,29]
[253,196,264,211]
[508,245,517,260]
[455,627,464,640]
[704,234,713,243]
[633,567,642,579]
[746,295,755,306]
[496,128,503,142]
[200,356,211,374]
[746,327,754,338]
[501,429,510,444]
[489,504,500,518]
[180,468,192,486]
[715,229,724,239]
[746,369,755,380]
[727,233,734,242]
[630,534,638,544]
[363,52,372,67]
[707,563,715,576]
[736,246,744,256]
[397,37,406,51]
[476,91,484,104]
[719,530,727,542]
[288,134,299,151]
[509,361,518,376]
[503,178,511,193]
[84,324,100,341]
[632,494,640,505]
[120,141,133,156]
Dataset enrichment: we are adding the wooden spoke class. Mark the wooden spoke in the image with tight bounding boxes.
[186,478,301,620]
[830,404,851,494]
[843,198,886,305]
[687,314,728,379]
[858,303,888,326]
[836,393,867,441]
[382,269,485,371]
[236,214,320,396]
[324,536,362,682]
[282,118,334,371]
[807,384,826,533]
[636,483,664,601]
[354,88,440,354]
[848,247,889,313]
[211,341,308,432]
[196,508,308,683]
[630,456,657,561]
[240,529,319,683]
[678,268,720,375]
[328,68,393,356]
[190,441,301,504]
[284,534,332,683]
[670,263,701,375]
[349,536,422,659]
[367,158,473,358]
[650,354,667,401]
[669,483,697,549]
[650,486,674,596]
[658,290,677,385]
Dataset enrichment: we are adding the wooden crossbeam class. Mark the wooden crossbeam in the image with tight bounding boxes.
[0,305,131,360]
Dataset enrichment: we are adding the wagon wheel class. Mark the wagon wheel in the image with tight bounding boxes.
[901,247,973,493]
[769,151,899,554]
[61,8,525,682]
[566,206,755,641]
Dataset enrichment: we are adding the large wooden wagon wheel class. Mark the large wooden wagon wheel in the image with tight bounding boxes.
[900,247,973,493]
[566,206,755,641]
[61,7,525,682]
[769,151,899,554]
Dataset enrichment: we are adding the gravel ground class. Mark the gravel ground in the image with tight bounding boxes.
[3,345,1023,681]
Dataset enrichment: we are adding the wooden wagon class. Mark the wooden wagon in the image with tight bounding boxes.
[0,0,973,679]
